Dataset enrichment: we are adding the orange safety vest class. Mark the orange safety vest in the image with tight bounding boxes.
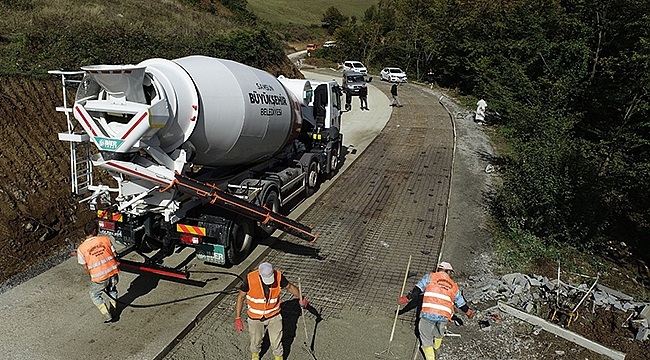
[421,271,459,320]
[78,236,119,282]
[246,269,282,320]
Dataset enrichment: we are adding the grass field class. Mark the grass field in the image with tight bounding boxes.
[246,0,378,25]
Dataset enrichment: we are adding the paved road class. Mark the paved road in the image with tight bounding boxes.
[0,70,391,360]
[164,75,456,359]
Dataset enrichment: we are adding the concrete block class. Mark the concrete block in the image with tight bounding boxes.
[635,327,649,341]
[623,303,635,312]
[634,319,650,328]
[525,302,534,313]
[528,277,542,287]
[544,280,557,291]
[597,284,633,301]
[640,305,650,319]
[593,291,607,305]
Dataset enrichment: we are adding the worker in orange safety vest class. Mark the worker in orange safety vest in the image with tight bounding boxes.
[77,221,119,323]
[234,262,308,360]
[398,261,474,360]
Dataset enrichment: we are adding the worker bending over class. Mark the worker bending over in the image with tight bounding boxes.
[77,221,119,322]
[235,262,308,360]
[398,261,474,360]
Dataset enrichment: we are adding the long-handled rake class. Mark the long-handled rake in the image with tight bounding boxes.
[298,278,317,360]
[375,255,412,358]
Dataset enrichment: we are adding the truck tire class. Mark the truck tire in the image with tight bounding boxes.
[258,188,280,237]
[305,160,319,196]
[326,143,340,177]
[227,217,254,265]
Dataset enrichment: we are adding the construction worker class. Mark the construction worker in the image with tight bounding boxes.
[235,262,308,360]
[390,83,403,107]
[475,99,487,124]
[398,261,474,360]
[427,68,435,89]
[77,221,119,323]
[345,87,352,111]
[359,83,369,110]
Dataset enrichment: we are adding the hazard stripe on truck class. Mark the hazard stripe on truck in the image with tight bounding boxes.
[176,224,207,236]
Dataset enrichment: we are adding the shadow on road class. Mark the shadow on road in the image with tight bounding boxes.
[256,299,323,359]
[261,236,324,261]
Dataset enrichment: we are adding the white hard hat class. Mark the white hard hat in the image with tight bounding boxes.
[258,262,275,285]
[437,261,454,272]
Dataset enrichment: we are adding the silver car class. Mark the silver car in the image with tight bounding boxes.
[342,71,367,96]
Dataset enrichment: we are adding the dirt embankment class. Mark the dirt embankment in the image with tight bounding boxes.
[0,77,94,287]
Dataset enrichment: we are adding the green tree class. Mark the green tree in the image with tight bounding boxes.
[321,6,348,35]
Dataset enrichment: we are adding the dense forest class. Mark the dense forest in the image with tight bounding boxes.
[319,0,650,277]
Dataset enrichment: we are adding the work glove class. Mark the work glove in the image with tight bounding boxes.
[465,309,474,319]
[398,296,409,305]
[299,297,308,308]
[234,318,244,333]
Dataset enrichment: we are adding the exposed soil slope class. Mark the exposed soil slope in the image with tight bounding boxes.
[0,77,94,286]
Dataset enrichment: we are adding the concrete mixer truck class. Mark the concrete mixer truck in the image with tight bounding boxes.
[50,55,343,277]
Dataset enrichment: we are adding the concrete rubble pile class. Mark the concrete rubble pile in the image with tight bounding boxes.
[460,272,650,341]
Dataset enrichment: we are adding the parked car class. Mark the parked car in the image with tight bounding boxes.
[323,40,337,48]
[342,71,367,96]
[380,67,408,83]
[306,43,317,51]
[343,60,367,75]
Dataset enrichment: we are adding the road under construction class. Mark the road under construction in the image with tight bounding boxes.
[0,69,461,360]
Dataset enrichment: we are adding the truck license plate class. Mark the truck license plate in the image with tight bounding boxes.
[196,243,226,264]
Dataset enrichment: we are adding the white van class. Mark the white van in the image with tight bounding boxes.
[343,60,367,75]
[323,40,337,48]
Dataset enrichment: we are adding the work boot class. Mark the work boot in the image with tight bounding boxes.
[433,338,443,350]
[422,346,435,360]
[108,299,117,317]
[97,303,113,323]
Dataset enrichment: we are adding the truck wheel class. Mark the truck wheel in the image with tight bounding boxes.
[259,188,280,236]
[227,217,254,265]
[327,144,340,177]
[305,160,319,196]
